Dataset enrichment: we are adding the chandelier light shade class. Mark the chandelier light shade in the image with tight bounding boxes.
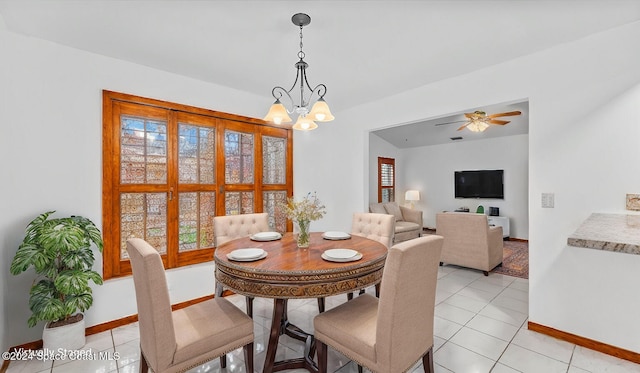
[264,13,334,130]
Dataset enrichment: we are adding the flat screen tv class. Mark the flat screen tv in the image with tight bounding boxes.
[454,170,504,199]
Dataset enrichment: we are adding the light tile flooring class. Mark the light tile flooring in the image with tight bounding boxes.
[6,266,640,373]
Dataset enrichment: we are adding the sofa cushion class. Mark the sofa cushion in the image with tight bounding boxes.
[369,203,387,215]
[383,202,404,222]
[395,221,420,233]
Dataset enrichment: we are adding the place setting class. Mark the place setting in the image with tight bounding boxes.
[321,231,351,240]
[321,248,362,262]
[249,231,282,242]
[226,248,268,262]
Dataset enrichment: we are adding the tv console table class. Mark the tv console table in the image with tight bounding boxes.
[488,216,510,239]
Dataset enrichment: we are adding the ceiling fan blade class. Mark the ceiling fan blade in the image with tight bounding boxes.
[489,119,510,125]
[457,123,469,131]
[488,110,521,118]
[434,120,466,126]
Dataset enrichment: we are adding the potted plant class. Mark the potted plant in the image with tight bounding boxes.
[10,211,103,350]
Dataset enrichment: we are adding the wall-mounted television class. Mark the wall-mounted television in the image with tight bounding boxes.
[454,170,504,199]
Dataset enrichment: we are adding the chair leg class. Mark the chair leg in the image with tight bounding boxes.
[139,349,149,372]
[359,289,365,295]
[243,341,254,372]
[375,283,380,298]
[245,296,254,318]
[317,340,328,373]
[483,271,489,276]
[347,292,354,300]
[439,261,443,266]
[220,354,227,368]
[317,297,325,313]
[358,364,363,373]
[423,347,434,373]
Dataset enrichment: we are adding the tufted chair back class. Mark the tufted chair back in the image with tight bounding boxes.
[351,212,395,249]
[213,213,270,247]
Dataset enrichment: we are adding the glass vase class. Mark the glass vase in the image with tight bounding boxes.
[295,219,311,248]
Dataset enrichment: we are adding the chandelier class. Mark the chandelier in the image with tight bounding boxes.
[263,13,334,131]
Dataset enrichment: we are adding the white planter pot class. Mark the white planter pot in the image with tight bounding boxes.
[42,315,85,350]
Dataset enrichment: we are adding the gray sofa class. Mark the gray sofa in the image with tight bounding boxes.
[369,202,423,243]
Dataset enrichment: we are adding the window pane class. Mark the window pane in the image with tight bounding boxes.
[121,116,167,184]
[225,130,254,184]
[263,191,287,233]
[120,192,167,258]
[179,124,215,184]
[263,136,286,184]
[179,192,215,252]
[381,163,394,187]
[381,188,394,203]
[225,191,254,215]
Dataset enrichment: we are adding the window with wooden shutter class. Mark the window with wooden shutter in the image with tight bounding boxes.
[378,157,395,203]
[103,91,292,279]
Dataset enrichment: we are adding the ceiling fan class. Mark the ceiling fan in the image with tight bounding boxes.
[435,110,522,132]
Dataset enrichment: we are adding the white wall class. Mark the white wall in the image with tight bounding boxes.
[367,132,404,205]
[0,26,269,350]
[294,21,640,353]
[398,134,529,238]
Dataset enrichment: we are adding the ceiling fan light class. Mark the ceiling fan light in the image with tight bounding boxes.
[263,100,292,124]
[309,98,335,122]
[467,120,490,132]
[292,115,318,131]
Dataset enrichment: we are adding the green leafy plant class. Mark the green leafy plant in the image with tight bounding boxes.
[10,211,104,327]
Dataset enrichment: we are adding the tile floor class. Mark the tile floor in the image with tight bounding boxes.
[6,266,640,373]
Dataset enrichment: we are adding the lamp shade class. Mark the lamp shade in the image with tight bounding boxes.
[405,190,420,201]
[263,100,292,125]
[292,115,318,131]
[308,98,335,122]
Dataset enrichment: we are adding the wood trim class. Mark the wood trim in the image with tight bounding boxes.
[528,321,640,364]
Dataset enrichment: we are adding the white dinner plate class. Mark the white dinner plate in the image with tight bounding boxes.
[324,248,358,259]
[322,231,352,240]
[227,248,265,260]
[227,251,268,262]
[250,232,282,241]
[321,252,363,263]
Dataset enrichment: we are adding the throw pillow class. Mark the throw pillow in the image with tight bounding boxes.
[384,202,404,222]
[369,203,387,215]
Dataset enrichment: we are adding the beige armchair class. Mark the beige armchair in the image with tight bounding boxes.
[314,235,443,373]
[436,212,503,276]
[369,202,423,243]
[126,238,254,373]
[213,213,270,316]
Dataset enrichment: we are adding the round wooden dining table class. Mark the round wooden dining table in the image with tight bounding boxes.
[214,232,388,373]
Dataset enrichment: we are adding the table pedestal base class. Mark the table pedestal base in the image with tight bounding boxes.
[264,299,318,373]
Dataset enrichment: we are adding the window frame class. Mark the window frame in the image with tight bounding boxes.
[102,90,292,279]
[377,157,395,203]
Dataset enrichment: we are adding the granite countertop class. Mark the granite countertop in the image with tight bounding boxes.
[567,213,640,255]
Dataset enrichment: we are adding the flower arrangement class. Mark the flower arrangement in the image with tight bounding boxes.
[280,192,326,247]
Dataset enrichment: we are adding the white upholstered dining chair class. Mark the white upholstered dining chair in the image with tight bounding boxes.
[213,212,270,316]
[127,238,254,373]
[314,235,443,373]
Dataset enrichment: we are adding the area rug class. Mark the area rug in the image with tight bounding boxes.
[491,240,529,279]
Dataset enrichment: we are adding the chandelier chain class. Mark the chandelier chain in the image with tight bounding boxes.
[298,25,305,60]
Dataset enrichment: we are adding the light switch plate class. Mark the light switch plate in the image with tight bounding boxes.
[542,193,554,208]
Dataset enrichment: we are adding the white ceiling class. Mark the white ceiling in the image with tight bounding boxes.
[1,1,638,145]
